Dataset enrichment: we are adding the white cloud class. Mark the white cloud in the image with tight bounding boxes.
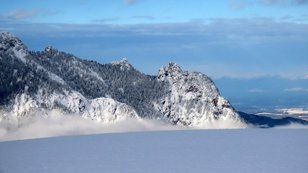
[259,0,308,6]
[228,1,247,10]
[132,15,155,20]
[247,89,265,93]
[276,108,308,114]
[284,87,308,92]
[1,9,37,20]
[123,0,138,5]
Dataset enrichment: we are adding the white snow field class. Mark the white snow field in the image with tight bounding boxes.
[0,129,308,173]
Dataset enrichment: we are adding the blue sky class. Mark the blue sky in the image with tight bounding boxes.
[1,0,307,78]
[1,0,308,24]
[1,0,308,110]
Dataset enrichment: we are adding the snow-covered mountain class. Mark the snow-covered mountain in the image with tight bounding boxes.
[0,31,138,125]
[1,31,307,128]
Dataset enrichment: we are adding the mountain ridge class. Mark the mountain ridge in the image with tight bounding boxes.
[1,31,307,128]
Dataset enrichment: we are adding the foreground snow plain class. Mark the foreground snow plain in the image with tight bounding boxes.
[1,129,307,173]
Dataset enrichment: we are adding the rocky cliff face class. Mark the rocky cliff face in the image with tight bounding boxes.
[155,63,245,127]
[0,31,245,128]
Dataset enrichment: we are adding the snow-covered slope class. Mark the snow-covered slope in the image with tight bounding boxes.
[0,129,307,173]
[0,31,138,126]
[0,31,28,63]
[155,63,245,127]
[83,97,138,122]
[3,90,138,125]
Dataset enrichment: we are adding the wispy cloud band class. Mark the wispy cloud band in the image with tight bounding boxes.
[0,9,37,20]
[1,17,307,78]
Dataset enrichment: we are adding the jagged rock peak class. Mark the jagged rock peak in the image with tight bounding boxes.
[0,31,27,51]
[157,62,183,81]
[112,57,132,70]
[165,62,182,72]
[155,61,244,127]
[44,45,58,53]
[0,31,15,40]
[0,31,28,63]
